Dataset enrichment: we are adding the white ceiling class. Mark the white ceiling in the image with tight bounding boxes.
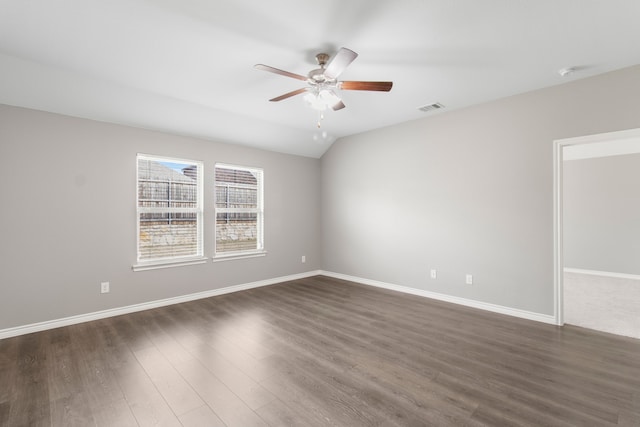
[1,1,640,158]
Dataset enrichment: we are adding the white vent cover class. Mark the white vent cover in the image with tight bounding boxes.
[417,102,445,112]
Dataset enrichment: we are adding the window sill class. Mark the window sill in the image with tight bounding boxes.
[132,257,208,272]
[212,250,267,262]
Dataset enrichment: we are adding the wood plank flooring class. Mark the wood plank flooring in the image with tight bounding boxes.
[1,275,639,426]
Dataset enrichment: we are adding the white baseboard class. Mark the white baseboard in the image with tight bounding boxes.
[564,268,640,281]
[1,269,557,339]
[320,271,556,325]
[0,270,322,340]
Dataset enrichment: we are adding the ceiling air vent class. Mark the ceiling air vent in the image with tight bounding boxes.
[417,102,445,112]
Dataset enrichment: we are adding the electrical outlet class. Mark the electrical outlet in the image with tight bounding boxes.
[430,269,437,279]
[101,281,110,294]
[465,274,473,285]
[301,255,306,263]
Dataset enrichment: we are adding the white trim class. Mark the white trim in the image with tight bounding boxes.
[214,163,264,256]
[553,128,640,327]
[132,257,208,271]
[557,128,640,148]
[563,136,640,160]
[564,268,640,281]
[0,270,322,340]
[212,250,267,262]
[136,153,205,264]
[320,271,556,325]
[553,137,564,326]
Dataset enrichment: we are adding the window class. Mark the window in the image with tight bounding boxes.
[215,164,264,257]
[135,154,204,269]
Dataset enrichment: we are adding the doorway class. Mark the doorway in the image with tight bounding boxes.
[554,128,640,338]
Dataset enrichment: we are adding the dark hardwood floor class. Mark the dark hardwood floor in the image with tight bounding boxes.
[1,275,639,426]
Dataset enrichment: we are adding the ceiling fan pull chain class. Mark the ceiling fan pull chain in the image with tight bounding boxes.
[317,112,325,128]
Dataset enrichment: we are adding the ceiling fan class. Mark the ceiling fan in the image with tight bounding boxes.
[254,47,393,114]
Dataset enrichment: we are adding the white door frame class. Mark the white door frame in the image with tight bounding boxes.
[553,128,640,325]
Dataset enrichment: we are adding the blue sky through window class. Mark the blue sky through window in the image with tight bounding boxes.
[159,161,191,173]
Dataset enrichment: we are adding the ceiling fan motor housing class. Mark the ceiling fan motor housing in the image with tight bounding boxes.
[315,53,330,66]
[309,53,334,84]
[308,69,335,84]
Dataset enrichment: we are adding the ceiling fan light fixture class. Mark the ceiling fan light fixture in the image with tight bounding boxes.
[304,89,341,111]
[321,89,342,108]
[303,91,328,111]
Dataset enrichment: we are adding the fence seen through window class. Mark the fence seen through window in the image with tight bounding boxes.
[137,156,202,262]
[215,164,263,254]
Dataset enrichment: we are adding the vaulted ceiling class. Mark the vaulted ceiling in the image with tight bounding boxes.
[1,1,640,158]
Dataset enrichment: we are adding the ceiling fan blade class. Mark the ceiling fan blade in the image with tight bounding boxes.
[254,64,308,81]
[269,88,308,102]
[323,47,358,79]
[332,100,346,111]
[339,81,393,92]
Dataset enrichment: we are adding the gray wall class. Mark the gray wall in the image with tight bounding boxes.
[321,65,640,315]
[0,105,321,330]
[2,65,640,330]
[563,153,640,275]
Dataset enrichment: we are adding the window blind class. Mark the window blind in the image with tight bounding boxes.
[137,155,203,262]
[215,164,264,254]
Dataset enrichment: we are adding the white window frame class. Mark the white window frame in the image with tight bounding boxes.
[133,154,206,271]
[213,163,266,261]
